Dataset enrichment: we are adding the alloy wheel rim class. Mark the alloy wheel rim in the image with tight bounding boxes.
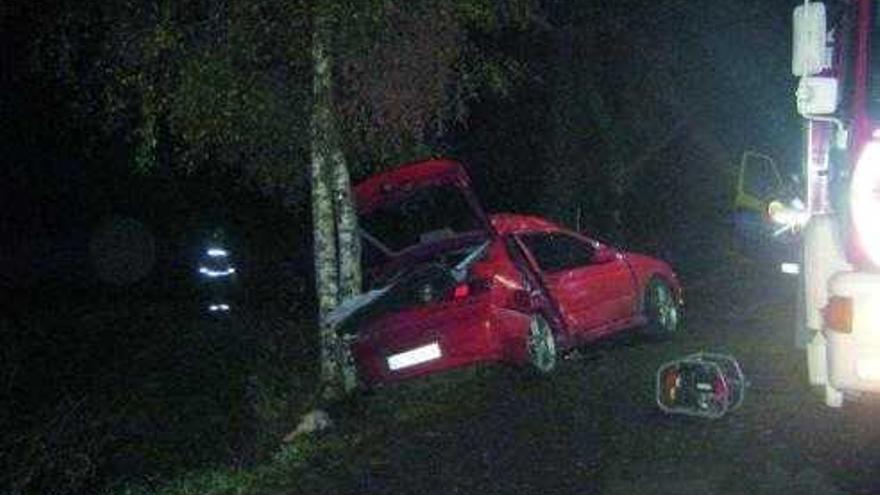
[529,316,555,372]
[654,284,678,333]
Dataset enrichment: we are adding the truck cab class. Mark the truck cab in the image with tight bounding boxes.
[788,0,880,407]
[734,151,800,264]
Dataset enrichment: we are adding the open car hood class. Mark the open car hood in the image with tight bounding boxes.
[354,159,494,278]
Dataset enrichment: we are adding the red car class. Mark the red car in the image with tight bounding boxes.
[335,158,682,386]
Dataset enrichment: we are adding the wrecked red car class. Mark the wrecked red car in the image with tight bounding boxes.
[333,158,682,386]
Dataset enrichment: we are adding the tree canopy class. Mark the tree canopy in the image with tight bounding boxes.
[31,0,538,197]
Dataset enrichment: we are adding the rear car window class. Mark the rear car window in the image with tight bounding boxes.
[360,184,482,253]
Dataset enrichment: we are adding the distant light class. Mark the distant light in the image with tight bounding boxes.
[199,266,236,278]
[207,248,229,258]
[209,303,231,312]
[780,262,801,275]
[768,200,809,228]
[387,342,441,371]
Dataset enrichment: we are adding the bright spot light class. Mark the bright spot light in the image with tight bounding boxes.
[768,200,809,228]
[780,262,801,275]
[852,140,880,267]
[209,304,231,312]
[387,342,441,371]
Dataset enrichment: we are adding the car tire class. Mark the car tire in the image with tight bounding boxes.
[527,313,557,374]
[643,277,681,338]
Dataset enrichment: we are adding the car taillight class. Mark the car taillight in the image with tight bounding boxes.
[452,283,470,299]
[851,139,880,267]
[450,278,491,301]
[824,296,853,333]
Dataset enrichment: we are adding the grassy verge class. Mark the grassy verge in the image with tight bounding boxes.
[10,260,878,494]
[112,369,498,494]
[1,295,320,495]
[135,285,879,495]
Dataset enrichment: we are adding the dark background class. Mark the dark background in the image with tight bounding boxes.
[2,1,800,285]
[0,0,807,493]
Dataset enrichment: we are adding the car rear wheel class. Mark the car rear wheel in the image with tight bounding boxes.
[644,278,680,337]
[527,314,557,374]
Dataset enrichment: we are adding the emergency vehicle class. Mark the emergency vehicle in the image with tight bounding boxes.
[765,0,880,406]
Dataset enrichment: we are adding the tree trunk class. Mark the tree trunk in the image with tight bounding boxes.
[330,150,361,303]
[330,146,361,392]
[310,11,360,400]
[311,14,342,399]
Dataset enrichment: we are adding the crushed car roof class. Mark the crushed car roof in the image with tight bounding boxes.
[490,213,560,235]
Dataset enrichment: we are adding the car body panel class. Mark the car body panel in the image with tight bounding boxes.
[348,159,682,386]
[351,297,501,384]
[624,252,684,306]
[515,230,638,338]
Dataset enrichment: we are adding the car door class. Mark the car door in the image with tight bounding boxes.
[518,232,634,336]
[584,239,639,328]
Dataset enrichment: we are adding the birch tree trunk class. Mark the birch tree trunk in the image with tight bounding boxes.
[310,11,360,400]
[311,14,343,399]
[330,151,361,302]
[330,145,361,393]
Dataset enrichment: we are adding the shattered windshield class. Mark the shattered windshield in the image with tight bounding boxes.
[359,183,484,254]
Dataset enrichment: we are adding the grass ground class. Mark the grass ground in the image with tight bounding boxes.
[126,258,880,495]
[0,288,317,494]
[6,250,879,494]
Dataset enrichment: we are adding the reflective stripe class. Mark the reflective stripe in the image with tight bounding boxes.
[199,266,236,278]
[207,248,229,258]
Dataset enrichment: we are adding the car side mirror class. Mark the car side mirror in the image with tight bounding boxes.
[792,2,827,77]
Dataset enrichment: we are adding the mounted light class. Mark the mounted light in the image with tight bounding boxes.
[851,140,880,267]
[387,342,441,371]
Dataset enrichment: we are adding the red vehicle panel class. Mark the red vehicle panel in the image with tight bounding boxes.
[342,159,683,386]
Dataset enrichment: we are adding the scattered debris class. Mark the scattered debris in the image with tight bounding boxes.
[656,352,746,419]
[283,409,333,442]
